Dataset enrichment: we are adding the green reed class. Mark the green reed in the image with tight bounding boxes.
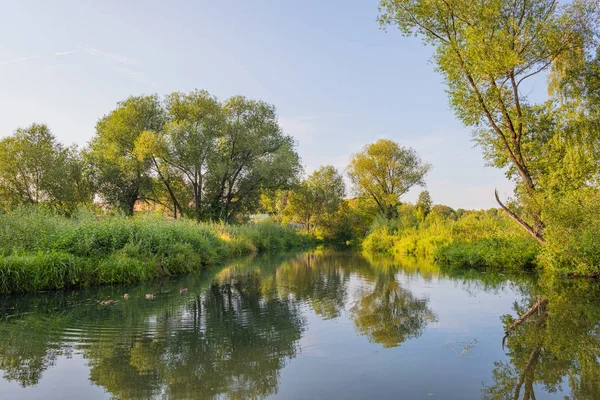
[0,207,311,293]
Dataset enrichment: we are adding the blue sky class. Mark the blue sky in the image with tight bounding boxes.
[0,0,549,209]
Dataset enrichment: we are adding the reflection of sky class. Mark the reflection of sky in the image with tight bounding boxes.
[274,270,543,400]
[0,356,106,400]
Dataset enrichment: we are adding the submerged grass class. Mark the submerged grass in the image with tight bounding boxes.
[0,207,312,294]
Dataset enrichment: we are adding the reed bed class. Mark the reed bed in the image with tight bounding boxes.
[0,207,311,294]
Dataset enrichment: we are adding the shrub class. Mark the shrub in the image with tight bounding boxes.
[362,210,540,270]
[540,190,600,276]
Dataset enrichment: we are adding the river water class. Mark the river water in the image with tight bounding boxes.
[0,250,598,399]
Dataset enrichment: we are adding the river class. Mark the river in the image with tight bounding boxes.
[0,250,598,399]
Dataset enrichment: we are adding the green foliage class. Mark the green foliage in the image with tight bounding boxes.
[363,207,540,270]
[284,165,345,234]
[0,207,311,294]
[161,90,223,220]
[323,199,375,246]
[208,96,301,222]
[88,91,302,222]
[430,204,456,220]
[539,189,600,275]
[348,139,431,219]
[88,95,164,215]
[435,236,539,270]
[415,190,432,219]
[378,0,600,243]
[0,124,92,213]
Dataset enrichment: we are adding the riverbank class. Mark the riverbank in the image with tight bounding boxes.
[0,208,312,294]
[362,211,540,270]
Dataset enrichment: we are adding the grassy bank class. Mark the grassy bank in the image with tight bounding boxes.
[362,210,540,270]
[0,207,312,294]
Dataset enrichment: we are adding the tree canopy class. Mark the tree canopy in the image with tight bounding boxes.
[348,139,430,219]
[0,124,91,212]
[84,91,302,221]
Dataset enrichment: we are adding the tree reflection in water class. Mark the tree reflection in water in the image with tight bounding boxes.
[484,277,600,399]
[1,251,599,399]
[351,277,437,348]
[87,269,306,400]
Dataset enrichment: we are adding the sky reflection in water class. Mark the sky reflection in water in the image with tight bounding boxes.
[0,250,598,399]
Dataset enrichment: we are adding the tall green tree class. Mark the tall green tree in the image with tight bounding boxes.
[348,139,430,219]
[163,90,224,221]
[285,166,346,233]
[416,190,432,219]
[88,95,165,215]
[207,96,301,222]
[378,0,599,242]
[0,124,91,211]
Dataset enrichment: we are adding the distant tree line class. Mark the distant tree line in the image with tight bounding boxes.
[0,97,432,240]
[260,139,431,242]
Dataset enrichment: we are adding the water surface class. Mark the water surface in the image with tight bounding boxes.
[0,250,598,399]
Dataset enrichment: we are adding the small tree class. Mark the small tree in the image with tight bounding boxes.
[348,139,430,219]
[285,166,345,233]
[0,124,92,211]
[416,190,432,219]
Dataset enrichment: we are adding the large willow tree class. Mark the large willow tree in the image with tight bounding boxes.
[378,0,599,243]
[94,91,301,221]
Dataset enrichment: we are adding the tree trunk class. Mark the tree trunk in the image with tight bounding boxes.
[194,182,202,222]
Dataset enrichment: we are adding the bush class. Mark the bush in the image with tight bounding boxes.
[362,210,540,270]
[540,190,600,276]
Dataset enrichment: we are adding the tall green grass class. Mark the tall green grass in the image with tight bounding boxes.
[362,211,540,270]
[0,207,311,293]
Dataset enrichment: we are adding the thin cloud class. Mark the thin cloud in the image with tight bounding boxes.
[0,49,78,65]
[0,54,43,65]
[77,45,137,65]
[77,44,151,84]
[0,45,151,84]
[54,50,78,56]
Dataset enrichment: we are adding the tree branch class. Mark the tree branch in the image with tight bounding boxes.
[495,189,545,243]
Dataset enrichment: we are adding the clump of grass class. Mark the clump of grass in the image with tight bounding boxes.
[434,236,539,270]
[362,211,540,270]
[0,207,311,294]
